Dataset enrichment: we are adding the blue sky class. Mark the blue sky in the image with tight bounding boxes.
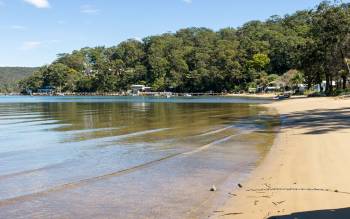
[0,0,342,67]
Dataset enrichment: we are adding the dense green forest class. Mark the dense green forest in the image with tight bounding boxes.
[0,67,38,93]
[19,1,350,95]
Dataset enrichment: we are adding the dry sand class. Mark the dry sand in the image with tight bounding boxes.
[211,97,350,219]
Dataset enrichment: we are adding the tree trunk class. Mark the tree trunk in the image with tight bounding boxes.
[342,76,347,89]
[340,48,350,75]
[329,75,333,94]
[307,81,312,90]
[325,74,330,94]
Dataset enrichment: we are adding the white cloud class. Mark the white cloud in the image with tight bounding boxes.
[11,25,27,30]
[24,0,50,9]
[80,4,100,14]
[183,0,192,4]
[19,40,61,51]
[20,41,42,50]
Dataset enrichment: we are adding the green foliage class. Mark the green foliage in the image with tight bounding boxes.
[152,77,166,91]
[76,75,95,92]
[18,69,43,92]
[281,69,305,88]
[43,63,71,91]
[18,2,350,95]
[255,71,270,88]
[248,54,271,71]
[301,2,350,94]
[267,74,279,83]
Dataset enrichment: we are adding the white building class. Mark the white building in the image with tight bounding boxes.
[130,85,152,95]
[314,81,336,92]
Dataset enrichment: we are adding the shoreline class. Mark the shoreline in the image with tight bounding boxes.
[211,97,350,218]
[0,93,279,101]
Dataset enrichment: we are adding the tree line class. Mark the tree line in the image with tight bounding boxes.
[19,1,350,95]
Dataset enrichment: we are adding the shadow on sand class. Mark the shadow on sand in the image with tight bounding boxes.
[219,106,350,135]
[268,207,350,219]
[279,107,350,135]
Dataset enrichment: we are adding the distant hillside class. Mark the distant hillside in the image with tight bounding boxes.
[0,67,38,92]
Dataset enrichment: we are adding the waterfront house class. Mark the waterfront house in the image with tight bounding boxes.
[38,86,55,95]
[264,82,282,93]
[131,85,152,95]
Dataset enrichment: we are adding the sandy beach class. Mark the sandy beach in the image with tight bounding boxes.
[225,93,279,99]
[212,97,350,219]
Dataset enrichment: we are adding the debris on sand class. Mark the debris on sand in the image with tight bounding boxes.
[221,212,243,216]
[272,200,285,206]
[228,192,237,196]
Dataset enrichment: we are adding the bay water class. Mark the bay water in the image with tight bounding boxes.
[0,96,278,218]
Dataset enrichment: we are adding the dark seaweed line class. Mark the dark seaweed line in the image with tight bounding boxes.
[246,187,350,195]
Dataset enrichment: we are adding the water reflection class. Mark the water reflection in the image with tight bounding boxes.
[0,97,277,219]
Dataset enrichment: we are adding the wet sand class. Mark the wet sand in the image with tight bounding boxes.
[212,97,350,219]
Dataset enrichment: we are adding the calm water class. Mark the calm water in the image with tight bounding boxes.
[0,96,277,219]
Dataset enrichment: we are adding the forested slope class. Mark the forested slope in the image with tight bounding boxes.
[0,67,38,92]
[19,2,350,94]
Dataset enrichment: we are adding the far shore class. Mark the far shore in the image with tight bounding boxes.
[0,92,281,99]
[211,96,350,218]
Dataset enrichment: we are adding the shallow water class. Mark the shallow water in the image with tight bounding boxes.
[0,96,277,219]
